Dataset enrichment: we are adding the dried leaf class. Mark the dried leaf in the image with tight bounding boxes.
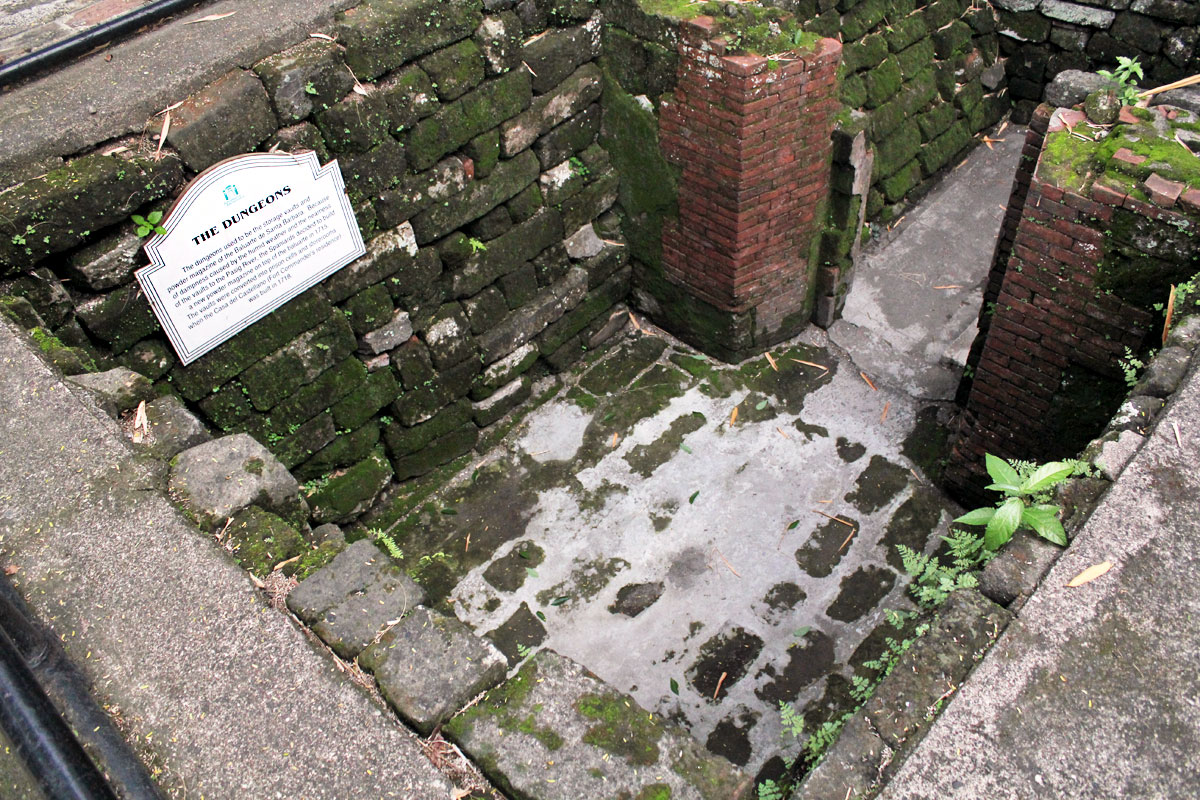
[131,400,149,443]
[713,671,727,699]
[154,111,170,161]
[932,285,963,290]
[309,32,335,41]
[352,83,373,96]
[730,406,738,426]
[880,401,890,423]
[764,352,778,371]
[1067,561,1113,587]
[1163,284,1176,346]
[610,432,619,448]
[790,358,829,371]
[775,427,790,440]
[182,11,237,24]
[860,371,877,391]
[3,565,18,575]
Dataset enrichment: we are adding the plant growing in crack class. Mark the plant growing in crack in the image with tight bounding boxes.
[1098,56,1144,106]
[954,454,1072,550]
[132,210,166,237]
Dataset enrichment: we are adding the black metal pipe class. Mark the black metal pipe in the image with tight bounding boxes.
[0,577,165,800]
[0,0,211,90]
[0,623,117,800]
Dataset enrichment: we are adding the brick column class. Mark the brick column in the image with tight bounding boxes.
[946,114,1159,502]
[657,18,840,355]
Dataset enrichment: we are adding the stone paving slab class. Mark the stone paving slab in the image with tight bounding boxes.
[879,359,1200,799]
[829,127,1025,399]
[444,649,751,800]
[0,315,453,799]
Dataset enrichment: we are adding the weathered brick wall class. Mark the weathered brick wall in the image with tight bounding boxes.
[602,0,1011,341]
[0,0,629,526]
[995,0,1200,122]
[657,18,841,350]
[946,101,1200,500]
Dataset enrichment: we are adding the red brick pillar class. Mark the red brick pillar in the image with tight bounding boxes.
[658,18,841,353]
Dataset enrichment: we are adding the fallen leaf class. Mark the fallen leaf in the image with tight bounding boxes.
[755,399,768,410]
[679,443,692,454]
[764,352,778,371]
[3,565,18,575]
[550,596,569,606]
[776,427,790,440]
[932,285,963,290]
[182,11,237,23]
[309,32,335,41]
[154,111,170,161]
[880,401,890,423]
[787,520,799,530]
[689,490,699,504]
[790,358,829,371]
[610,432,619,448]
[860,372,877,391]
[730,406,738,425]
[669,677,679,695]
[1067,561,1113,587]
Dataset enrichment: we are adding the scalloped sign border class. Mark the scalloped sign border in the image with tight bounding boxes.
[136,151,364,365]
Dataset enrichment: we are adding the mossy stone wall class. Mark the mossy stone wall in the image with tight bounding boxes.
[0,0,628,530]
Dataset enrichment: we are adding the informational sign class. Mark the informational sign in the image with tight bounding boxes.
[136,151,365,365]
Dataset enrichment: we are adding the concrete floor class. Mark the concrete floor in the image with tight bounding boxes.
[380,126,1029,776]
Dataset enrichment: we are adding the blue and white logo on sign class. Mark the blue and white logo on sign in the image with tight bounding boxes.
[222,184,239,205]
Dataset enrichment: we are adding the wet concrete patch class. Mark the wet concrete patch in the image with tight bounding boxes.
[826,567,899,623]
[485,601,547,666]
[578,336,667,395]
[482,540,544,592]
[844,455,911,514]
[881,487,947,571]
[754,629,836,704]
[836,437,866,463]
[705,709,760,766]
[794,517,860,578]
[609,581,665,617]
[688,626,766,700]
[759,582,807,621]
[624,411,706,477]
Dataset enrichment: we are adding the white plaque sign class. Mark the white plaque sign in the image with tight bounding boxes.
[136,151,365,365]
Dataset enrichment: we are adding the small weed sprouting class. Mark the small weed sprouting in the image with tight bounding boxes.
[1118,346,1146,387]
[954,455,1072,551]
[897,529,988,608]
[132,210,166,238]
[370,528,404,560]
[467,237,488,254]
[1098,56,1144,106]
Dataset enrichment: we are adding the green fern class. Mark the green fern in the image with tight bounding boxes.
[779,700,804,739]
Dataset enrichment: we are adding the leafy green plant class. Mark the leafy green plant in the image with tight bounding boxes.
[954,455,1071,550]
[467,236,488,254]
[132,210,166,237]
[1098,56,1144,106]
[304,81,318,95]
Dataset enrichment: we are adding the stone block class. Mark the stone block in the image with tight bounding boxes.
[478,267,587,362]
[0,154,182,272]
[794,714,891,800]
[360,309,414,355]
[462,286,509,334]
[341,140,409,199]
[383,399,472,458]
[224,506,308,576]
[168,433,306,531]
[312,566,429,659]
[409,149,540,243]
[978,530,1063,606]
[253,39,354,124]
[170,71,276,171]
[449,207,563,298]
[419,38,485,101]
[472,375,531,426]
[390,426,478,479]
[267,357,368,429]
[11,268,72,328]
[1040,0,1117,27]
[474,11,524,76]
[75,283,160,355]
[865,590,1012,748]
[443,650,749,800]
[239,313,356,411]
[295,423,381,481]
[66,367,155,417]
[360,607,507,734]
[139,394,212,460]
[307,447,393,524]
[335,0,481,80]
[68,229,143,291]
[470,342,538,399]
[170,290,331,401]
[341,285,393,336]
[405,70,532,171]
[523,17,601,94]
[287,538,417,622]
[534,103,601,169]
[324,223,419,304]
[423,305,477,368]
[501,63,602,156]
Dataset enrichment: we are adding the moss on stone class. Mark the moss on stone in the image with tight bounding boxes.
[576,691,664,766]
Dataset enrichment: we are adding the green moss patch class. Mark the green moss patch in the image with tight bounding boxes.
[577,691,665,766]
